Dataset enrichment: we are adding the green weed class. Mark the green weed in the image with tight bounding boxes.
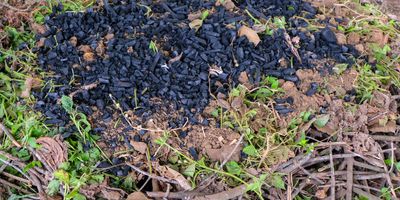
[355,64,389,102]
[149,40,158,54]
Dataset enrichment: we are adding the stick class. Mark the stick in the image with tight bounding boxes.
[0,178,31,194]
[0,2,33,12]
[280,154,355,174]
[329,146,335,200]
[369,135,400,142]
[146,184,247,200]
[1,171,32,184]
[353,188,380,200]
[0,123,22,148]
[127,163,179,185]
[353,160,385,172]
[345,157,353,200]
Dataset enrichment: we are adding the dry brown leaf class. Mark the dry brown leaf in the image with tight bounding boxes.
[168,53,183,65]
[188,11,202,21]
[189,19,203,31]
[217,99,231,110]
[36,136,68,172]
[291,36,301,45]
[231,97,243,110]
[215,0,236,11]
[36,38,46,48]
[156,165,192,190]
[130,141,148,154]
[105,33,114,41]
[369,120,397,133]
[21,77,41,98]
[206,143,241,162]
[315,189,327,199]
[31,23,46,34]
[238,26,261,46]
[101,190,122,200]
[238,71,249,85]
[83,52,95,62]
[127,192,150,200]
[78,45,92,53]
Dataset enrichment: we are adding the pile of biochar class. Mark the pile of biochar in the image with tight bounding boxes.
[34,0,358,127]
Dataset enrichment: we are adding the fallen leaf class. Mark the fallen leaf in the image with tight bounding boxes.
[231,97,243,110]
[206,143,241,162]
[127,192,150,200]
[83,52,95,62]
[314,114,330,128]
[369,120,397,133]
[315,189,327,199]
[238,26,261,46]
[36,38,46,48]
[238,71,249,85]
[215,0,236,11]
[105,33,114,41]
[188,11,202,21]
[168,53,183,65]
[130,141,148,154]
[78,45,92,53]
[21,77,41,98]
[156,165,192,190]
[189,19,203,31]
[31,23,46,34]
[217,99,231,110]
[101,190,121,200]
[36,136,68,172]
[291,36,301,45]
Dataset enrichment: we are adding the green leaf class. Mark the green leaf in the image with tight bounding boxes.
[183,163,196,177]
[314,114,330,128]
[61,95,74,113]
[301,111,311,122]
[90,174,104,184]
[211,109,219,118]
[54,169,70,184]
[333,63,348,75]
[222,121,234,129]
[246,182,259,192]
[122,176,134,192]
[396,162,400,171]
[59,162,70,170]
[72,193,86,200]
[230,88,241,97]
[226,161,241,175]
[47,179,60,196]
[272,174,285,189]
[245,109,257,118]
[27,137,41,148]
[23,161,42,173]
[201,10,209,21]
[243,145,258,156]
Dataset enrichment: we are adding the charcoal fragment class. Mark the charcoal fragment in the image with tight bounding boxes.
[188,147,198,160]
[306,82,318,96]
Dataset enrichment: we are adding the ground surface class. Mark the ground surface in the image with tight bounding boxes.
[0,0,400,200]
